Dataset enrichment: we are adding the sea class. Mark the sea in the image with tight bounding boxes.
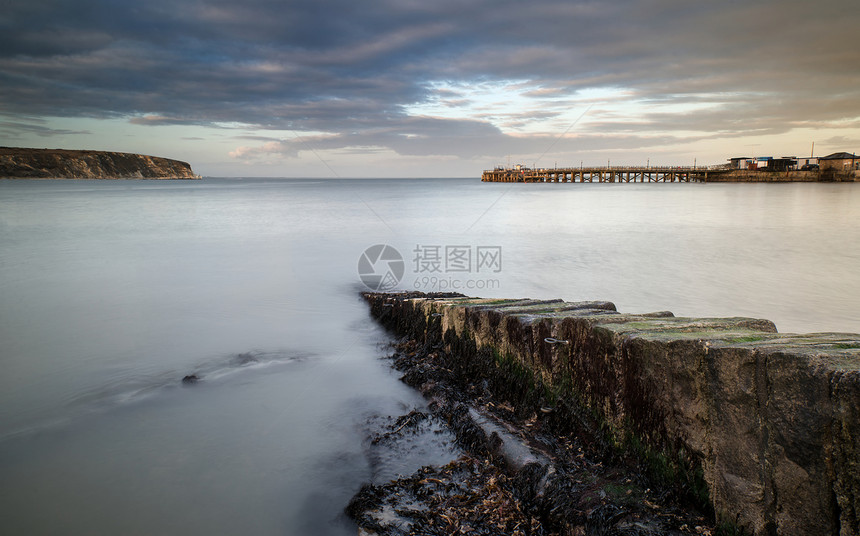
[1,177,858,535]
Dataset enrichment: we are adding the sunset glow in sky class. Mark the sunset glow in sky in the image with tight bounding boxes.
[2,0,859,177]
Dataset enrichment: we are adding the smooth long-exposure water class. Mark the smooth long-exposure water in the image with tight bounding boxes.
[1,177,858,534]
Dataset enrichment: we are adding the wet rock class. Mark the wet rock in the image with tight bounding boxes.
[370,410,428,446]
[348,337,715,536]
[181,374,200,384]
[348,457,546,536]
[362,291,860,535]
[232,352,258,365]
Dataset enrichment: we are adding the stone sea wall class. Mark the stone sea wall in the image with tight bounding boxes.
[704,169,859,182]
[364,292,860,536]
[0,147,198,179]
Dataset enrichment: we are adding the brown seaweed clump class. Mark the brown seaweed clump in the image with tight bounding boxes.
[347,456,544,536]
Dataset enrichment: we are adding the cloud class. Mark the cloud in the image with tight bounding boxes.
[820,135,860,151]
[0,119,90,137]
[129,115,192,126]
[229,141,295,160]
[1,0,858,166]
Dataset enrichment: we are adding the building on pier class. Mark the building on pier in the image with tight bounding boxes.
[729,156,795,171]
[819,152,859,171]
[728,157,754,169]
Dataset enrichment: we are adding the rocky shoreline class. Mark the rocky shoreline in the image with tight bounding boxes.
[348,335,716,535]
[352,291,860,536]
[0,147,199,179]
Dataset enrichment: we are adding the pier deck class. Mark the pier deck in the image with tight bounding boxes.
[482,165,726,183]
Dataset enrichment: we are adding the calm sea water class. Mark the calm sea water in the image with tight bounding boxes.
[1,177,859,534]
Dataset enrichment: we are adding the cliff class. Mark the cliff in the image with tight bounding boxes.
[0,147,199,179]
[364,292,860,536]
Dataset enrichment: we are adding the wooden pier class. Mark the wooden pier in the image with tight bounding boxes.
[482,165,728,183]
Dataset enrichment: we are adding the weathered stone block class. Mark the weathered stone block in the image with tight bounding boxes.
[363,292,860,536]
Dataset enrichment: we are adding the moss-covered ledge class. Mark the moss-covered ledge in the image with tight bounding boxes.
[363,292,859,536]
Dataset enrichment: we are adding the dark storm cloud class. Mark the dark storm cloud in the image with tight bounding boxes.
[1,0,858,158]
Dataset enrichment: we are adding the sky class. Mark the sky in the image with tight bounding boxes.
[1,0,858,177]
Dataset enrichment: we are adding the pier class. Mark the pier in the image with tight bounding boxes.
[482,165,859,183]
[482,165,726,183]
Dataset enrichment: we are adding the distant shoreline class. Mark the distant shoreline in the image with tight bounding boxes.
[0,147,199,180]
[0,176,202,181]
